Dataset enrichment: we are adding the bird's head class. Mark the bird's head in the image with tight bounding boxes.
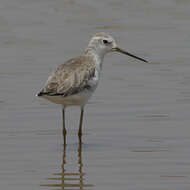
[87,32,148,62]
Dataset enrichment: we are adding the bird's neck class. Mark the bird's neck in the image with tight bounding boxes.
[84,47,105,70]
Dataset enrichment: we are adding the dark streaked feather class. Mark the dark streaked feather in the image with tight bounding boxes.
[38,56,96,97]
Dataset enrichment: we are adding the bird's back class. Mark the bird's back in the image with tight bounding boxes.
[37,56,97,98]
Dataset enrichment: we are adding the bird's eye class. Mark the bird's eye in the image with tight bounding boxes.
[103,39,109,44]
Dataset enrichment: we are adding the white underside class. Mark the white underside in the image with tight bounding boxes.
[40,81,98,107]
[41,91,92,107]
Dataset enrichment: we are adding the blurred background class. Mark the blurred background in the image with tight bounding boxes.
[1,0,190,189]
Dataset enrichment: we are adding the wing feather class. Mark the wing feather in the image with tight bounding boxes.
[38,56,95,97]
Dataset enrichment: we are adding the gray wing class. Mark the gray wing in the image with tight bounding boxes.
[38,56,95,97]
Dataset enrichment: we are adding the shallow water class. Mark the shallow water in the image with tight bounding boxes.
[1,0,190,189]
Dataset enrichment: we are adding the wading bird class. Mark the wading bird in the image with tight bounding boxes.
[37,32,148,144]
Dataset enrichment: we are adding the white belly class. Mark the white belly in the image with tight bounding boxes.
[42,84,97,107]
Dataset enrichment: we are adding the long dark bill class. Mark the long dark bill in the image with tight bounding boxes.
[113,47,148,63]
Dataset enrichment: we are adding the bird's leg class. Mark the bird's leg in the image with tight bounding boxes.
[62,108,67,144]
[78,106,84,138]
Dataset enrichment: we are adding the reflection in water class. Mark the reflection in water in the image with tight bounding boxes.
[41,142,93,189]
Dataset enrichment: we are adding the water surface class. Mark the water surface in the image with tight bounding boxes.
[1,0,190,189]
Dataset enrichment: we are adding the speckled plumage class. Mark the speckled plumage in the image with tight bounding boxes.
[38,56,96,97]
[37,55,99,106]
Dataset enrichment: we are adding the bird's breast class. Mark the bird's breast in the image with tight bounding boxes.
[87,69,100,89]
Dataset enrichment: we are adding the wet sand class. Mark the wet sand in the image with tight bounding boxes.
[1,0,190,189]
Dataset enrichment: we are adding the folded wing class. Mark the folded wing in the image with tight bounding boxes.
[38,56,95,97]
